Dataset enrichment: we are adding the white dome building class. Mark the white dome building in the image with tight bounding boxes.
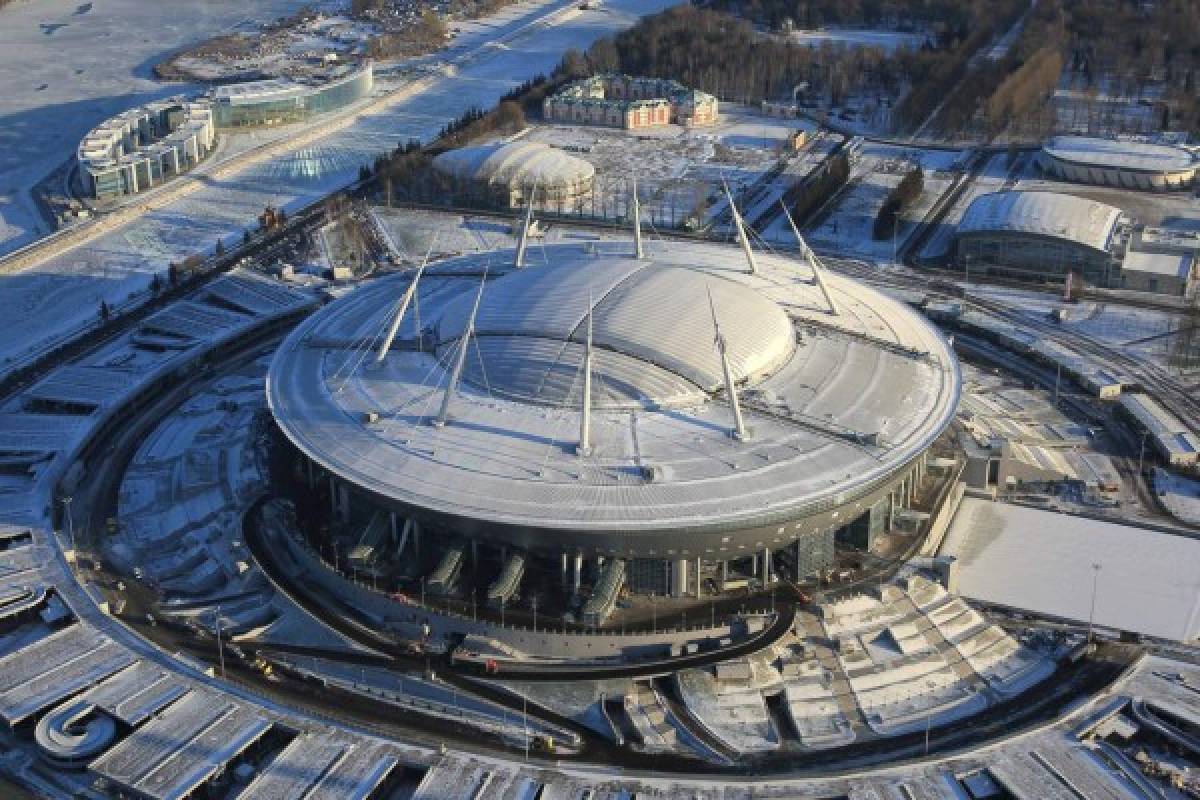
[432,140,595,209]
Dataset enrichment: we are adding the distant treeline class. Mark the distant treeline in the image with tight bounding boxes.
[561,4,1027,137]
[703,0,1000,33]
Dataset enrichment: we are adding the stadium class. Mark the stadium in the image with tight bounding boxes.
[267,222,959,614]
[1038,135,1200,191]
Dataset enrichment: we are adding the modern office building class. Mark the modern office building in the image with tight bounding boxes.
[954,191,1129,287]
[78,62,373,200]
[1039,135,1199,191]
[268,238,959,601]
[543,74,719,130]
[210,61,373,128]
[77,99,216,201]
[431,141,596,209]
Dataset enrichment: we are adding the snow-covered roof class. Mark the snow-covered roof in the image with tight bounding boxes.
[956,191,1122,253]
[267,240,960,541]
[1123,250,1193,279]
[435,258,795,403]
[431,141,595,190]
[941,498,1200,640]
[1043,135,1199,175]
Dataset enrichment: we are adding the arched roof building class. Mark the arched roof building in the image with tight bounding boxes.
[431,141,595,209]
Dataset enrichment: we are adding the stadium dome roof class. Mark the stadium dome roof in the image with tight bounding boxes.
[436,257,795,408]
[431,141,595,189]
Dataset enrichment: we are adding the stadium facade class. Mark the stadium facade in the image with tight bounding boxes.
[268,236,959,604]
[1038,135,1199,191]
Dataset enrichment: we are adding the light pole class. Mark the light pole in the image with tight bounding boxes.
[214,605,226,679]
[893,215,899,266]
[532,597,537,633]
[1087,562,1101,646]
[61,496,75,558]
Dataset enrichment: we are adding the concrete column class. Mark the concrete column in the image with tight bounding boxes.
[888,491,897,529]
[672,558,689,598]
[337,485,350,524]
[752,553,760,578]
[720,560,728,584]
[471,539,478,564]
[412,520,420,557]
[389,511,398,546]
[329,476,337,515]
[695,558,702,597]
[762,548,773,584]
[573,553,583,593]
[306,458,314,488]
[561,552,569,585]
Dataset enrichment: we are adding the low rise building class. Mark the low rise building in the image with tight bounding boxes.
[1121,250,1196,296]
[543,74,718,130]
[954,191,1129,288]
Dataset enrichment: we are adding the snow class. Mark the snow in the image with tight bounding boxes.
[798,142,964,262]
[941,497,1200,641]
[1153,468,1200,527]
[786,28,926,54]
[0,0,676,374]
[0,0,313,254]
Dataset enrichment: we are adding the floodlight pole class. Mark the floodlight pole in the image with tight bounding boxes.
[1087,562,1101,646]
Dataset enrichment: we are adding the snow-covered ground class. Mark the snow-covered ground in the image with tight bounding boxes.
[800,143,964,262]
[0,0,317,254]
[0,0,676,374]
[917,151,1020,262]
[786,28,926,54]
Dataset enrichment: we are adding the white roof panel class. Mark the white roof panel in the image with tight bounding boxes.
[957,191,1122,253]
[1043,135,1198,174]
[941,498,1200,640]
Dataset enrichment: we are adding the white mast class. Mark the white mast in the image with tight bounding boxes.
[724,183,758,275]
[433,274,486,428]
[576,293,594,457]
[631,178,644,259]
[514,197,534,268]
[781,200,838,316]
[708,287,748,441]
[375,243,434,364]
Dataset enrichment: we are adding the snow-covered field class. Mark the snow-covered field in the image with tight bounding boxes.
[801,143,964,262]
[518,105,797,227]
[0,0,676,373]
[787,28,925,54]
[0,0,317,254]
